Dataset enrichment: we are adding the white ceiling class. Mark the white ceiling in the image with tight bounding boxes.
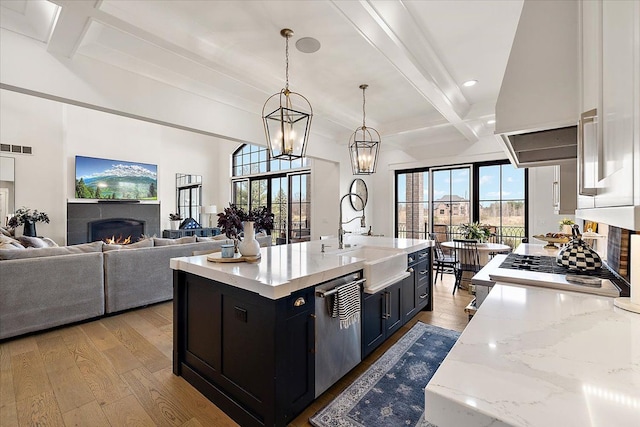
[0,0,524,156]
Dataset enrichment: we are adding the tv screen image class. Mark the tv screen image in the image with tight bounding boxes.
[75,156,158,200]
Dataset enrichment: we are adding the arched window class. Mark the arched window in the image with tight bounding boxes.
[231,144,311,245]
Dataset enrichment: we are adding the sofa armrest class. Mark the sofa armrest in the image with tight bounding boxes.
[0,252,105,340]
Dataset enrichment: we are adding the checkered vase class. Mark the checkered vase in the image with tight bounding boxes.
[556,239,602,271]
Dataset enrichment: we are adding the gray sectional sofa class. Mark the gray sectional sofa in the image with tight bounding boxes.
[0,235,271,340]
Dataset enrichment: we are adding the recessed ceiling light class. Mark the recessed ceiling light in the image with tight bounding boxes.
[462,80,478,87]
[487,119,496,124]
[296,37,321,53]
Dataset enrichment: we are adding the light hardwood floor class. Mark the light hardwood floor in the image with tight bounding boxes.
[0,273,472,427]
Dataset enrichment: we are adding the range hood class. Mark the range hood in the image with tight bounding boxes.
[498,126,577,168]
[495,0,579,167]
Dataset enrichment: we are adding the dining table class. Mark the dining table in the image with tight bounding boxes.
[441,241,512,266]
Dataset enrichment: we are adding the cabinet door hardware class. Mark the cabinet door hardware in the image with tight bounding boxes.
[407,267,414,273]
[419,270,428,275]
[419,293,428,300]
[294,297,306,307]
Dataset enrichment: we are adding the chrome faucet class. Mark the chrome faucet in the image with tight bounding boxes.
[339,192,366,249]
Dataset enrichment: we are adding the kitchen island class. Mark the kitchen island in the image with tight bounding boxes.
[424,283,640,426]
[170,236,432,427]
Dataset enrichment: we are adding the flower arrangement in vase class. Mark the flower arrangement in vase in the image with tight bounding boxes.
[217,204,274,256]
[458,222,493,243]
[8,207,50,237]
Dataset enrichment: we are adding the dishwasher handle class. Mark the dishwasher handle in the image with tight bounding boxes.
[315,278,366,298]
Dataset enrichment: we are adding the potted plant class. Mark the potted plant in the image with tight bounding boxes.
[169,213,182,230]
[458,222,493,243]
[559,218,575,234]
[217,204,274,256]
[8,207,50,237]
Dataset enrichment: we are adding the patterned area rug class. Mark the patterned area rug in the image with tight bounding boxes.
[309,322,460,427]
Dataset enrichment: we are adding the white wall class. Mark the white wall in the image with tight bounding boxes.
[1,89,225,244]
[527,165,574,240]
[1,90,64,242]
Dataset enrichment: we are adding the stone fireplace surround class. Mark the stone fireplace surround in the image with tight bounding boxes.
[67,202,160,245]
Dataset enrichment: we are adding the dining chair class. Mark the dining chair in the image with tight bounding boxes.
[452,239,481,295]
[429,233,457,285]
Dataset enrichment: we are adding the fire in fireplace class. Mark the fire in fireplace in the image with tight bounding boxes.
[88,218,146,244]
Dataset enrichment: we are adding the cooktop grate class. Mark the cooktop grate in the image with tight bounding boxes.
[499,253,630,296]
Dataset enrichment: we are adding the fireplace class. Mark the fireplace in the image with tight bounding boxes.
[67,202,159,245]
[88,218,146,243]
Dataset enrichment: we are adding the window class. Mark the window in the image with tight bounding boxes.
[432,167,471,240]
[231,144,311,244]
[477,163,526,248]
[395,161,527,248]
[396,171,428,239]
[176,174,202,225]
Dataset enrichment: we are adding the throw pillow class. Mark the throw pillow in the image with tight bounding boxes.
[0,241,25,250]
[0,234,24,249]
[0,241,103,260]
[153,236,197,246]
[17,236,59,248]
[0,226,15,237]
[103,238,154,251]
[196,235,229,242]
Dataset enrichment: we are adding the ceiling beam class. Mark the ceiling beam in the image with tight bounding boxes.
[330,0,479,142]
[47,0,101,57]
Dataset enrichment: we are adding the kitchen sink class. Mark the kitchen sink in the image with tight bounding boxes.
[335,246,409,293]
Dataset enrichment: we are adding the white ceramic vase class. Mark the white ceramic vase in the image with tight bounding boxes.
[238,221,260,257]
[562,224,573,234]
[170,220,181,230]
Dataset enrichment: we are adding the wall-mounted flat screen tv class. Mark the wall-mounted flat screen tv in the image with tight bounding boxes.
[75,156,158,200]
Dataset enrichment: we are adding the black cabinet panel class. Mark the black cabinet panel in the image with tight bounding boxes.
[184,275,220,378]
[284,309,314,415]
[362,291,385,358]
[401,272,417,324]
[385,282,403,336]
[221,294,273,407]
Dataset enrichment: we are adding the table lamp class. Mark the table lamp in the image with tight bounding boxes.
[203,205,218,228]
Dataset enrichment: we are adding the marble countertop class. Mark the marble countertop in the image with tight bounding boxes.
[170,235,431,299]
[424,283,640,427]
[471,254,508,287]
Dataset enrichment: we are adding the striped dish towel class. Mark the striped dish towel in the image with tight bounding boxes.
[331,281,361,329]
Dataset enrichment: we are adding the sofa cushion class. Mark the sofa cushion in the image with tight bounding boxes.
[153,236,196,246]
[0,241,103,260]
[17,236,59,248]
[103,238,154,251]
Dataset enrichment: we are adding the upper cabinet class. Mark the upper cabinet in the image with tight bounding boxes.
[576,0,640,230]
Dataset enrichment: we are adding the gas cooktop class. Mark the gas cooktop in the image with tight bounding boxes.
[497,253,630,297]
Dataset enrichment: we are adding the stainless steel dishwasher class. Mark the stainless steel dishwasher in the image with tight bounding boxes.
[314,272,365,397]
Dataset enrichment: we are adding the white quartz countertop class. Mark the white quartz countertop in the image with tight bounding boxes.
[471,254,508,287]
[424,283,640,427]
[170,235,431,299]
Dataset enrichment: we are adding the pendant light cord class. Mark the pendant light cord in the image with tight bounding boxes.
[362,86,366,128]
[285,33,290,92]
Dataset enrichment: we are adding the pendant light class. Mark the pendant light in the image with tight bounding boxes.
[349,84,380,175]
[262,28,313,160]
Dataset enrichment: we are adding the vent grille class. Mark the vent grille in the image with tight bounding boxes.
[0,144,33,155]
